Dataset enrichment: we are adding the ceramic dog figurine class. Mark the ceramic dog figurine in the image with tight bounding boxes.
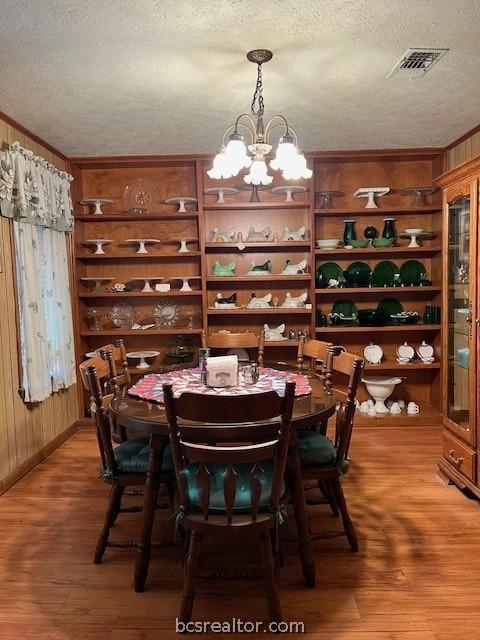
[281,258,307,275]
[263,323,287,341]
[214,292,238,309]
[282,225,306,241]
[245,226,273,242]
[280,291,308,308]
[210,228,236,242]
[212,260,236,276]
[247,260,271,275]
[247,292,272,309]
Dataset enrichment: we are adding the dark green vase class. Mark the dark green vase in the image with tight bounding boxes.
[382,218,396,240]
[343,219,357,246]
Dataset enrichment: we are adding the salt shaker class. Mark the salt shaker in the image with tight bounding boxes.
[199,347,210,384]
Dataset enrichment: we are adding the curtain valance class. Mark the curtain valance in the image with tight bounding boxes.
[0,141,74,231]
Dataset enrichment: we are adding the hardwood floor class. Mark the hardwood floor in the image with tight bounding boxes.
[1,422,480,639]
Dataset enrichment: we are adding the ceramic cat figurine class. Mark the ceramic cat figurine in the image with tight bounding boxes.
[214,292,238,309]
[263,323,287,341]
[247,292,272,309]
[282,225,306,241]
[281,258,307,275]
[212,260,236,276]
[280,291,308,308]
[247,260,272,275]
[245,226,273,242]
[210,228,236,242]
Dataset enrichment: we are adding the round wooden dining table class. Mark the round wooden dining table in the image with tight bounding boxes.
[111,364,336,591]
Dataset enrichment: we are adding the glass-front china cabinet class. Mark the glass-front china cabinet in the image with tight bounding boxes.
[438,157,479,495]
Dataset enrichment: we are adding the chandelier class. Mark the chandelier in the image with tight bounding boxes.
[208,49,312,185]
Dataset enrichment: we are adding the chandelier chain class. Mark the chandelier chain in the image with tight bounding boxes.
[251,63,265,117]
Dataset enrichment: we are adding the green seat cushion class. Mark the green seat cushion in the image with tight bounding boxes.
[113,437,173,474]
[181,459,283,512]
[297,430,337,467]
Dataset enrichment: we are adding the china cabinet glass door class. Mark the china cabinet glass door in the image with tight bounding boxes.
[445,194,473,439]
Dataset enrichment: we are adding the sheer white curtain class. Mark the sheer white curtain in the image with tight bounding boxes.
[13,222,76,402]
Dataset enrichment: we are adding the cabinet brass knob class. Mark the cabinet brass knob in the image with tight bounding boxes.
[448,449,464,467]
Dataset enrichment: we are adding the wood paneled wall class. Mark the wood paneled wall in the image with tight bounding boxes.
[0,116,79,488]
[447,128,480,169]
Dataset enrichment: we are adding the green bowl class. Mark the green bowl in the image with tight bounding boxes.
[349,239,369,248]
[373,237,395,248]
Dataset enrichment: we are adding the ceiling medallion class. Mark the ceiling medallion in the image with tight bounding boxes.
[208,49,312,186]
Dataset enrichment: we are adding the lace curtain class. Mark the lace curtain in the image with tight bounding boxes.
[1,142,76,403]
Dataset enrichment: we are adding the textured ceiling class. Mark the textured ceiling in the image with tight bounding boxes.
[0,0,479,156]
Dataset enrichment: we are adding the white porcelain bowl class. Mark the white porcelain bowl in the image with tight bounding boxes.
[362,376,403,414]
[316,238,341,249]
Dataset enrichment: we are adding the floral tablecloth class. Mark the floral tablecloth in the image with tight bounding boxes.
[128,367,311,404]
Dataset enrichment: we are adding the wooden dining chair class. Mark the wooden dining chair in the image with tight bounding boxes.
[201,330,265,366]
[98,338,131,390]
[296,337,336,387]
[85,365,174,564]
[163,380,296,624]
[297,346,364,551]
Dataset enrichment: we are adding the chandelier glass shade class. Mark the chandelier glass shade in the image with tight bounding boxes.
[208,50,312,185]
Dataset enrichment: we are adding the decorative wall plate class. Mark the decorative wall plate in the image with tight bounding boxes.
[80,199,114,215]
[373,261,398,287]
[164,196,197,213]
[344,262,372,287]
[316,262,342,288]
[353,187,390,208]
[376,298,403,317]
[271,185,307,202]
[399,260,427,286]
[122,179,158,213]
[109,303,137,329]
[204,187,239,203]
[124,238,161,254]
[83,239,113,255]
[126,350,160,369]
[153,301,178,327]
[364,343,383,364]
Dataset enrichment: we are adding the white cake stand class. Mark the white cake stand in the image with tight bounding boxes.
[126,350,160,369]
[399,229,433,248]
[204,187,239,204]
[353,187,390,209]
[271,185,307,202]
[129,277,161,293]
[80,199,114,215]
[124,238,161,254]
[83,239,113,255]
[168,275,201,292]
[80,276,114,292]
[164,196,197,213]
[165,237,199,253]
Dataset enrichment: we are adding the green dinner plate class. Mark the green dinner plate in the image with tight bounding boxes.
[399,260,427,286]
[373,261,399,287]
[344,261,372,287]
[376,297,403,317]
[316,262,343,288]
[331,299,358,318]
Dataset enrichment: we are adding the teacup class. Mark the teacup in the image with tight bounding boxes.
[390,401,401,414]
[407,401,420,414]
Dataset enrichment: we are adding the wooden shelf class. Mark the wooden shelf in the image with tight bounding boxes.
[205,241,310,250]
[207,308,311,315]
[75,213,198,221]
[315,324,441,333]
[315,246,441,257]
[315,286,441,295]
[314,205,440,217]
[364,362,440,370]
[76,252,201,260]
[355,403,442,426]
[204,202,309,210]
[207,275,311,283]
[78,291,203,298]
[80,329,204,336]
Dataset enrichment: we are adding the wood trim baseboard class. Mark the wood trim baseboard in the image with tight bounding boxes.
[0,418,91,495]
[0,110,69,161]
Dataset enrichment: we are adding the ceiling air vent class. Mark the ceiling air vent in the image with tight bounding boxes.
[387,48,449,79]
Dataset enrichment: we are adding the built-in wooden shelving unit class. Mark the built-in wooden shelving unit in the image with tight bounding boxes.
[71,148,445,421]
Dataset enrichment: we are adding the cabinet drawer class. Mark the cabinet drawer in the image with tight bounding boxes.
[442,431,476,481]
